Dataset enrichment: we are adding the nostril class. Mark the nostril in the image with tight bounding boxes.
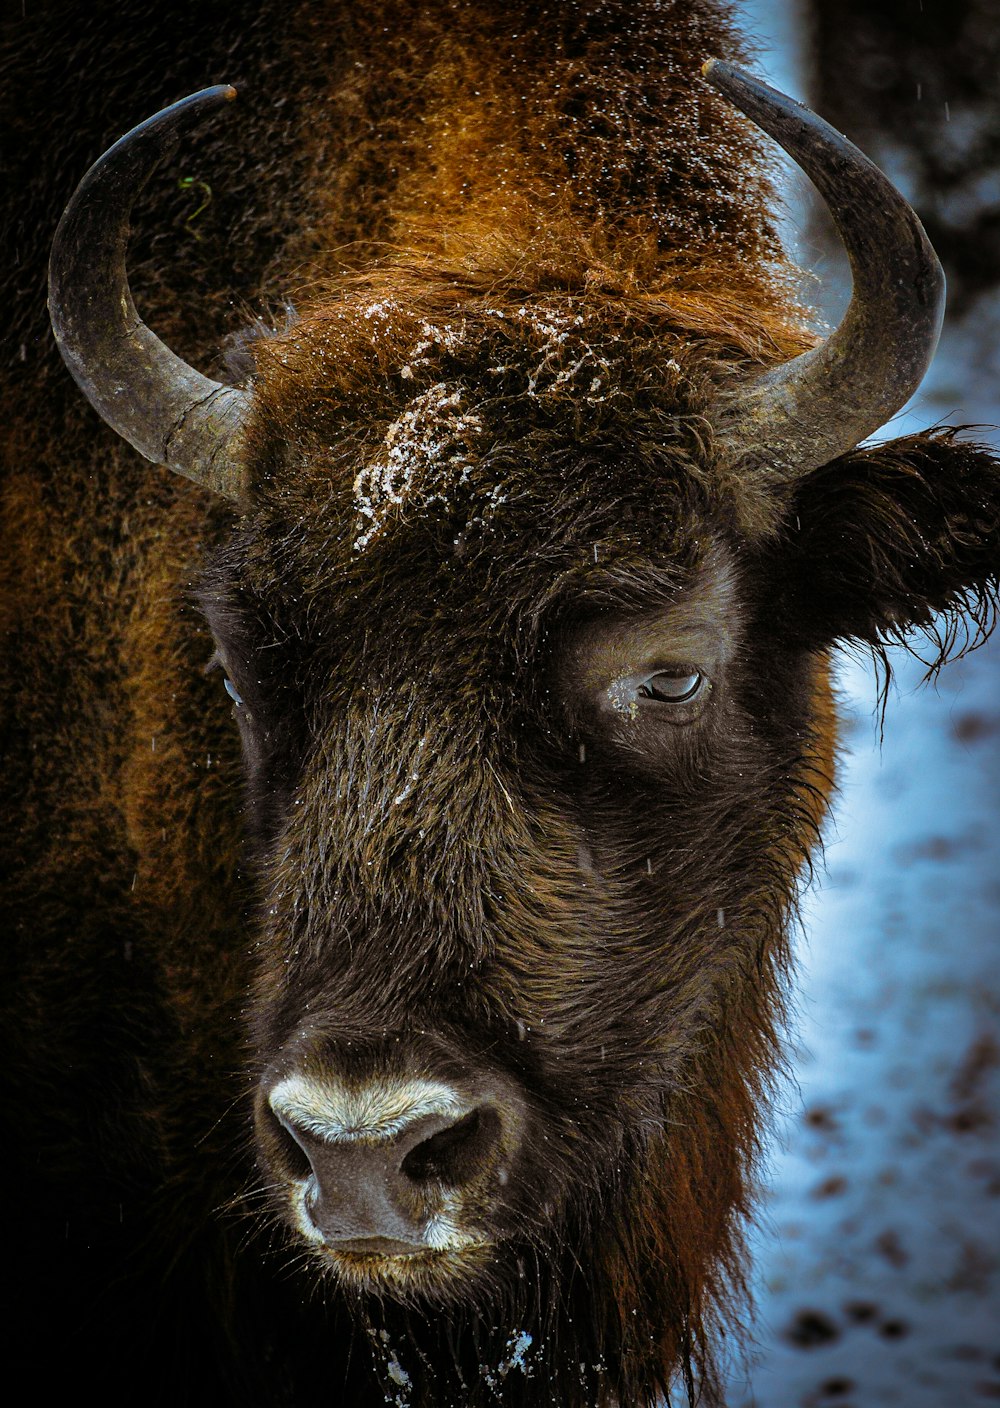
[401,1106,501,1188]
[268,1110,314,1182]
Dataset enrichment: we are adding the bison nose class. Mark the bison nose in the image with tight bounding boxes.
[266,1074,516,1253]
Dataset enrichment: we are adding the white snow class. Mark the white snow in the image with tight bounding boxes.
[725,639,1000,1406]
[482,1329,534,1390]
[721,4,1000,1402]
[352,382,485,551]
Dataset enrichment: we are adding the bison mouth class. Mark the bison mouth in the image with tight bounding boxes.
[309,1238,500,1304]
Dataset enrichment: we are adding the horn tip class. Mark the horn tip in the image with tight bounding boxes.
[701,57,737,84]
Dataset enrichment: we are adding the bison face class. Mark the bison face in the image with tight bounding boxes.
[195,293,1000,1349]
[196,298,838,1324]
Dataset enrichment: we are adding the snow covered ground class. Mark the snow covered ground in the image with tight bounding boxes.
[723,4,1000,1404]
[726,640,1000,1407]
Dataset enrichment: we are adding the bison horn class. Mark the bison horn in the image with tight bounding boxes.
[701,61,945,477]
[48,86,249,502]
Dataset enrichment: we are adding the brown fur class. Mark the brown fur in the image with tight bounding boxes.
[2,3,999,1405]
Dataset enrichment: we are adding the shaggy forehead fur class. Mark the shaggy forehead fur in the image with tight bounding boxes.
[245,288,806,580]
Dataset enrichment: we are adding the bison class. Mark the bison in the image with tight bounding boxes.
[2,1,998,1404]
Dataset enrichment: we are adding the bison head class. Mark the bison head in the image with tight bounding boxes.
[47,68,1000,1405]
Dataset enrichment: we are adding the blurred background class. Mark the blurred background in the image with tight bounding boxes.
[728,3,1000,1404]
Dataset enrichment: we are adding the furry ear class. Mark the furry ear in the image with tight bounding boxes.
[769,428,1000,660]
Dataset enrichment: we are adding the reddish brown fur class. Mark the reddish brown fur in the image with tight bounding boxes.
[2,3,999,1406]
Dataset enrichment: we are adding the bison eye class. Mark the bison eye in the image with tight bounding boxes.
[637,670,704,703]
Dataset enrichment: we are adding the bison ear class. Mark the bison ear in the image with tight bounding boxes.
[771,429,1000,657]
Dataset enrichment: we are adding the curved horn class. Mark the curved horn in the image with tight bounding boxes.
[48,86,249,501]
[702,60,945,477]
